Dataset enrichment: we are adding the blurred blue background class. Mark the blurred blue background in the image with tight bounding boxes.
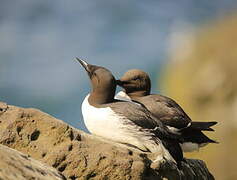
[1,0,237,132]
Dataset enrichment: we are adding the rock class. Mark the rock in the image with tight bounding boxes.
[0,144,66,180]
[0,102,214,179]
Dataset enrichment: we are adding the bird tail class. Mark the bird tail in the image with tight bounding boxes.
[189,121,217,131]
[181,129,219,144]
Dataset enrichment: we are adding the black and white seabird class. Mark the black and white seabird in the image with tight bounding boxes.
[76,58,184,164]
[116,69,218,152]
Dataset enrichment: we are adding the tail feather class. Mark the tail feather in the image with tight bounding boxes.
[181,129,218,144]
[189,121,217,131]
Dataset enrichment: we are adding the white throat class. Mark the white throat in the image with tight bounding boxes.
[81,94,174,162]
[115,91,132,102]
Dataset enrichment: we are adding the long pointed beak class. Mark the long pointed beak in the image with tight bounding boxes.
[75,57,90,73]
[116,80,123,86]
[116,79,129,86]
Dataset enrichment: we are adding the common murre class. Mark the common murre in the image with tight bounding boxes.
[116,69,218,152]
[76,58,184,164]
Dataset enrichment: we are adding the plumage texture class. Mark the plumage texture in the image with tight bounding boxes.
[116,69,218,152]
[82,95,182,162]
[131,94,191,129]
[78,60,184,163]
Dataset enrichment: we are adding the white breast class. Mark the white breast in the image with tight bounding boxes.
[115,91,141,107]
[82,94,125,141]
[180,142,208,152]
[82,94,146,147]
[115,91,132,102]
[181,142,199,152]
[81,94,174,162]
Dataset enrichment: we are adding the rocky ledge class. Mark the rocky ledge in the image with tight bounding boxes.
[0,144,66,180]
[0,102,214,180]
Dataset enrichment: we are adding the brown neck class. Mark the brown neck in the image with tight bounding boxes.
[88,84,116,106]
[126,90,150,98]
[88,92,114,106]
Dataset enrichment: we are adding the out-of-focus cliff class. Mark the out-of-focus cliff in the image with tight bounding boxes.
[161,14,237,180]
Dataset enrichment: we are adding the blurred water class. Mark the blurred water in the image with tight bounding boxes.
[0,0,237,131]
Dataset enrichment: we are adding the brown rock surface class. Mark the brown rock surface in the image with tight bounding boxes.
[0,102,214,179]
[0,144,65,180]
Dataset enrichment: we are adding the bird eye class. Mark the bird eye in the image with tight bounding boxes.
[132,76,140,81]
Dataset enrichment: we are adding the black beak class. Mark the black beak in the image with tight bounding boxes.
[116,79,128,86]
[116,80,123,86]
[76,57,91,73]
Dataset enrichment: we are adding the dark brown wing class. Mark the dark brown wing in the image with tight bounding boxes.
[103,100,183,141]
[132,94,191,129]
[102,100,184,163]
